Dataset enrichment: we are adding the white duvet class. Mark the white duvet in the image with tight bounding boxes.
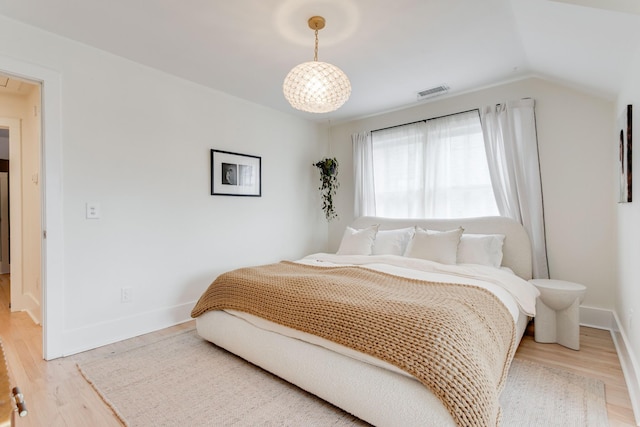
[299,253,539,318]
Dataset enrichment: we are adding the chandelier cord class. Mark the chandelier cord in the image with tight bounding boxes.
[314,29,319,62]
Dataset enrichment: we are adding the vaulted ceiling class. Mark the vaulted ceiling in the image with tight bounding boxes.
[0,0,639,122]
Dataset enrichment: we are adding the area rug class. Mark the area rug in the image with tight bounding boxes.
[500,359,608,427]
[76,328,608,427]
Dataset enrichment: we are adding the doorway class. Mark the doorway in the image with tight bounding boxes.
[1,55,63,360]
[0,74,42,326]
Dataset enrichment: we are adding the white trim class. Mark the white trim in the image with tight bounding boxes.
[578,306,640,426]
[579,305,615,330]
[23,292,41,325]
[0,55,64,360]
[611,311,640,426]
[61,302,195,356]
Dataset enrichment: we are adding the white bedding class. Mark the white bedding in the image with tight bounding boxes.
[297,253,539,318]
[195,216,538,426]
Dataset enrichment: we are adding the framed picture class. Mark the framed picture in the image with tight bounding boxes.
[211,149,261,197]
[618,104,632,203]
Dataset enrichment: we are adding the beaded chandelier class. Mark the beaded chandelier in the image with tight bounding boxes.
[283,16,351,113]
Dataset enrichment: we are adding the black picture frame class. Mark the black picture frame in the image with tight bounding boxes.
[618,105,632,203]
[211,149,261,197]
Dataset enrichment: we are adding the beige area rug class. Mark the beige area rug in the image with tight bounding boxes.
[76,328,608,427]
[500,359,608,427]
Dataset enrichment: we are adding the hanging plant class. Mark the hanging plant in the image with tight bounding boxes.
[314,157,339,221]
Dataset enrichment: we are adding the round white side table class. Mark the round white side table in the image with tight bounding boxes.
[529,279,586,350]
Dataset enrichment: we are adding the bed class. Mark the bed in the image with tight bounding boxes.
[191,216,539,426]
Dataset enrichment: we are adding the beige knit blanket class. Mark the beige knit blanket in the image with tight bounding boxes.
[191,261,516,426]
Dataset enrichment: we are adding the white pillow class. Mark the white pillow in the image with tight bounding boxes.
[457,234,505,268]
[336,225,379,255]
[372,227,415,256]
[403,227,464,265]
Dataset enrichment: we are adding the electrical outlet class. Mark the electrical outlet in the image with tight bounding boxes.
[86,202,101,219]
[121,287,133,303]
[628,309,634,331]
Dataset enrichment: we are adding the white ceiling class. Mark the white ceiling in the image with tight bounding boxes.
[0,0,639,123]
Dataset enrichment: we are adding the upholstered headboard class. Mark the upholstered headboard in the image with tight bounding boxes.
[349,216,533,280]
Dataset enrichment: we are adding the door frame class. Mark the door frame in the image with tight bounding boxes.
[0,56,64,360]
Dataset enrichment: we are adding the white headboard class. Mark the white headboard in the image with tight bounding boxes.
[350,216,533,280]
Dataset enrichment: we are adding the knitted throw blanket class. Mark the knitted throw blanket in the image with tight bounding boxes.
[191,261,516,426]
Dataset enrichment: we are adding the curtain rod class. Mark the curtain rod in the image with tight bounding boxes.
[371,108,480,133]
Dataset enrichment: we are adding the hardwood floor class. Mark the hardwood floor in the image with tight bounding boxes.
[0,275,191,427]
[515,323,636,426]
[0,274,636,426]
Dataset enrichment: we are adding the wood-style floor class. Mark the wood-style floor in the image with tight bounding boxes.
[0,274,636,426]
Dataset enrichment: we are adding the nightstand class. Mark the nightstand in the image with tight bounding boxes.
[529,279,586,350]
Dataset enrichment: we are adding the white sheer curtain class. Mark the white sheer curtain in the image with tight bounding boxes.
[369,122,428,218]
[352,131,376,217]
[422,111,497,218]
[355,111,497,219]
[480,99,549,279]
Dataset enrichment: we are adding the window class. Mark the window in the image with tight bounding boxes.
[370,110,498,219]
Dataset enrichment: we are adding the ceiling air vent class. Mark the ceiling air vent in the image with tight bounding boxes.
[417,85,449,101]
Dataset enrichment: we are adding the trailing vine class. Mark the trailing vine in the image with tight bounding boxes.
[314,157,339,221]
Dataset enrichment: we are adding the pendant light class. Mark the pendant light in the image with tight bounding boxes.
[283,16,351,113]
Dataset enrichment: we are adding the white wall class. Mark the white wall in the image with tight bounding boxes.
[616,44,640,417]
[0,15,329,355]
[329,77,616,312]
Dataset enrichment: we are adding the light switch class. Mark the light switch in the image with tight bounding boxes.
[86,203,101,219]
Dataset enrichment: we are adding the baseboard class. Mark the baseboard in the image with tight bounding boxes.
[24,291,41,325]
[579,306,640,425]
[610,311,640,426]
[13,292,42,326]
[61,301,196,356]
[24,308,40,325]
[579,305,615,330]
